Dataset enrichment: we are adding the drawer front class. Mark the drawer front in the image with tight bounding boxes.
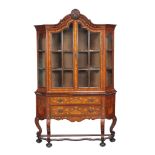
[50,97,70,104]
[50,105,101,121]
[50,96,101,105]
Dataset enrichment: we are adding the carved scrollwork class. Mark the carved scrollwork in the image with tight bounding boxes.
[50,116,100,122]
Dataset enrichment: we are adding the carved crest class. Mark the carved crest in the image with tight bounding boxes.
[71,9,80,19]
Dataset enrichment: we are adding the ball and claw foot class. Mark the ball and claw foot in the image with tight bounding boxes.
[110,137,116,142]
[100,140,106,147]
[36,138,42,143]
[46,142,52,148]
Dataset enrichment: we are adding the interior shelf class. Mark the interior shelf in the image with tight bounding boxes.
[52,68,62,71]
[38,68,45,70]
[78,50,100,52]
[38,50,45,52]
[51,50,62,53]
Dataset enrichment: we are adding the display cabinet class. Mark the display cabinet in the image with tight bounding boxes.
[35,9,117,147]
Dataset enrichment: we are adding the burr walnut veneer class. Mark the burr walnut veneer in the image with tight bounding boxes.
[35,9,117,147]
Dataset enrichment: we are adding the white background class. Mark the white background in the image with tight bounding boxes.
[0,0,155,154]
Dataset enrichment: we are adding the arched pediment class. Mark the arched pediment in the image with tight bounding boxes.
[46,9,107,31]
[35,9,115,31]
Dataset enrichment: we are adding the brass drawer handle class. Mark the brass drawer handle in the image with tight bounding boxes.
[58,109,63,113]
[57,98,63,103]
[88,109,94,113]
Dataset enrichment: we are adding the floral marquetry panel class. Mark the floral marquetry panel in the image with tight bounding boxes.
[50,105,102,122]
[50,96,101,105]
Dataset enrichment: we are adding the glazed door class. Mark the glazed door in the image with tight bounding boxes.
[77,23,101,88]
[50,22,102,90]
[50,23,74,88]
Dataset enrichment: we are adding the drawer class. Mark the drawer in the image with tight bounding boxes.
[50,97,70,104]
[50,96,101,105]
[50,105,101,118]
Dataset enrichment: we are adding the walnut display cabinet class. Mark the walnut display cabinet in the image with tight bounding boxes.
[35,9,117,147]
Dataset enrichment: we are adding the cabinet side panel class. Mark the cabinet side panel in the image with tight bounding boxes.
[105,94,115,119]
[36,95,46,119]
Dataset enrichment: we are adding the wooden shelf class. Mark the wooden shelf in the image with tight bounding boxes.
[63,50,73,53]
[89,67,100,70]
[51,67,62,71]
[78,68,100,70]
[64,69,73,71]
[78,50,100,52]
[38,68,45,70]
[89,50,100,52]
[38,50,45,52]
[51,50,62,52]
[78,68,89,71]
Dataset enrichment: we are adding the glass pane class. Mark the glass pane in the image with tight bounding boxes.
[90,32,100,50]
[52,53,62,69]
[38,52,45,68]
[64,53,73,69]
[78,24,88,51]
[106,51,112,69]
[106,32,113,87]
[64,71,73,87]
[78,71,88,87]
[106,70,112,86]
[52,32,61,51]
[38,69,45,87]
[63,24,73,51]
[90,70,100,87]
[38,33,45,50]
[52,71,62,87]
[90,52,100,68]
[106,32,112,50]
[78,52,88,69]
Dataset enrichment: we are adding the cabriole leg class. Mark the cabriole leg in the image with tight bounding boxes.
[110,116,117,142]
[35,117,42,143]
[46,119,52,147]
[100,119,106,147]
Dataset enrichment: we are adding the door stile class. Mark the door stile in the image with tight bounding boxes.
[73,21,78,89]
[101,30,105,90]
